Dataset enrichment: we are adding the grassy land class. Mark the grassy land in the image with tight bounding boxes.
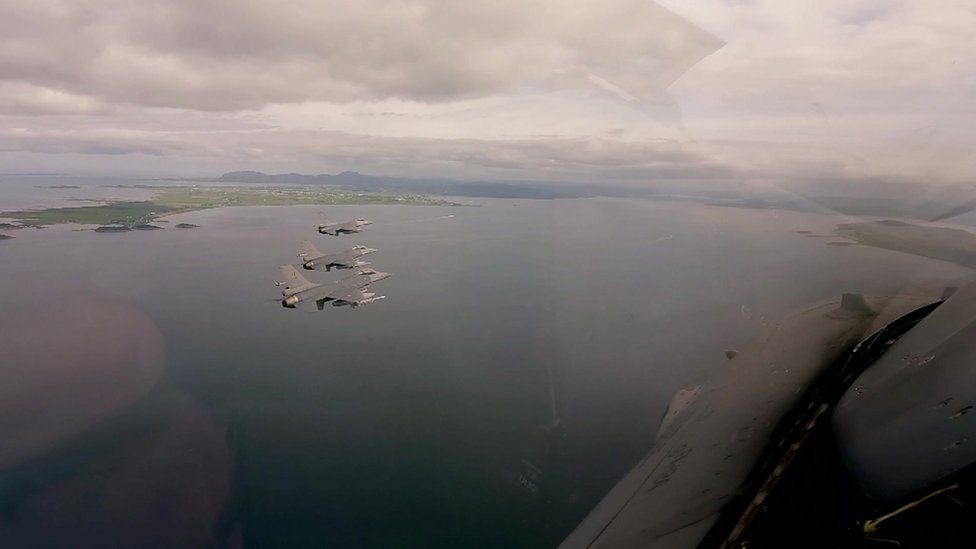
[5,201,170,227]
[2,186,460,227]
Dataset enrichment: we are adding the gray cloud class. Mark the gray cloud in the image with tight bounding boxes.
[0,1,971,187]
[0,0,721,111]
[0,83,109,115]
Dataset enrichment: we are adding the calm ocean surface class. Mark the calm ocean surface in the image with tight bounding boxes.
[0,186,969,547]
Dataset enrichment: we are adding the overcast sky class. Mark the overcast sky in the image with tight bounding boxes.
[0,0,972,187]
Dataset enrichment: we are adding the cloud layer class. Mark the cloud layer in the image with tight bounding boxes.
[0,0,972,188]
[0,0,719,110]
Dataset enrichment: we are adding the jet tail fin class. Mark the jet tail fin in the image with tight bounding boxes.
[278,265,315,294]
[299,240,322,259]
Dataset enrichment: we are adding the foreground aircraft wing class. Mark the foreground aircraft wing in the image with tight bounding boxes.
[332,285,366,303]
[327,274,369,300]
[560,293,934,548]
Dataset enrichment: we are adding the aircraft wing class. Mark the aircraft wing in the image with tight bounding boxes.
[329,251,359,267]
[331,285,366,303]
[560,294,911,548]
[326,273,373,302]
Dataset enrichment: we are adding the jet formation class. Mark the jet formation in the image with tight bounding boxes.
[277,217,390,310]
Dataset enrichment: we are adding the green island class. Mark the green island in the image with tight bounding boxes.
[2,186,462,228]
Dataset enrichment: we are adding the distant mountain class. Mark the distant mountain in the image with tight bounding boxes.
[216,170,269,183]
[214,170,586,199]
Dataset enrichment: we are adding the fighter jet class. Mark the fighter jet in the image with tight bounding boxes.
[316,217,372,235]
[298,240,376,272]
[276,265,390,310]
[561,284,976,548]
